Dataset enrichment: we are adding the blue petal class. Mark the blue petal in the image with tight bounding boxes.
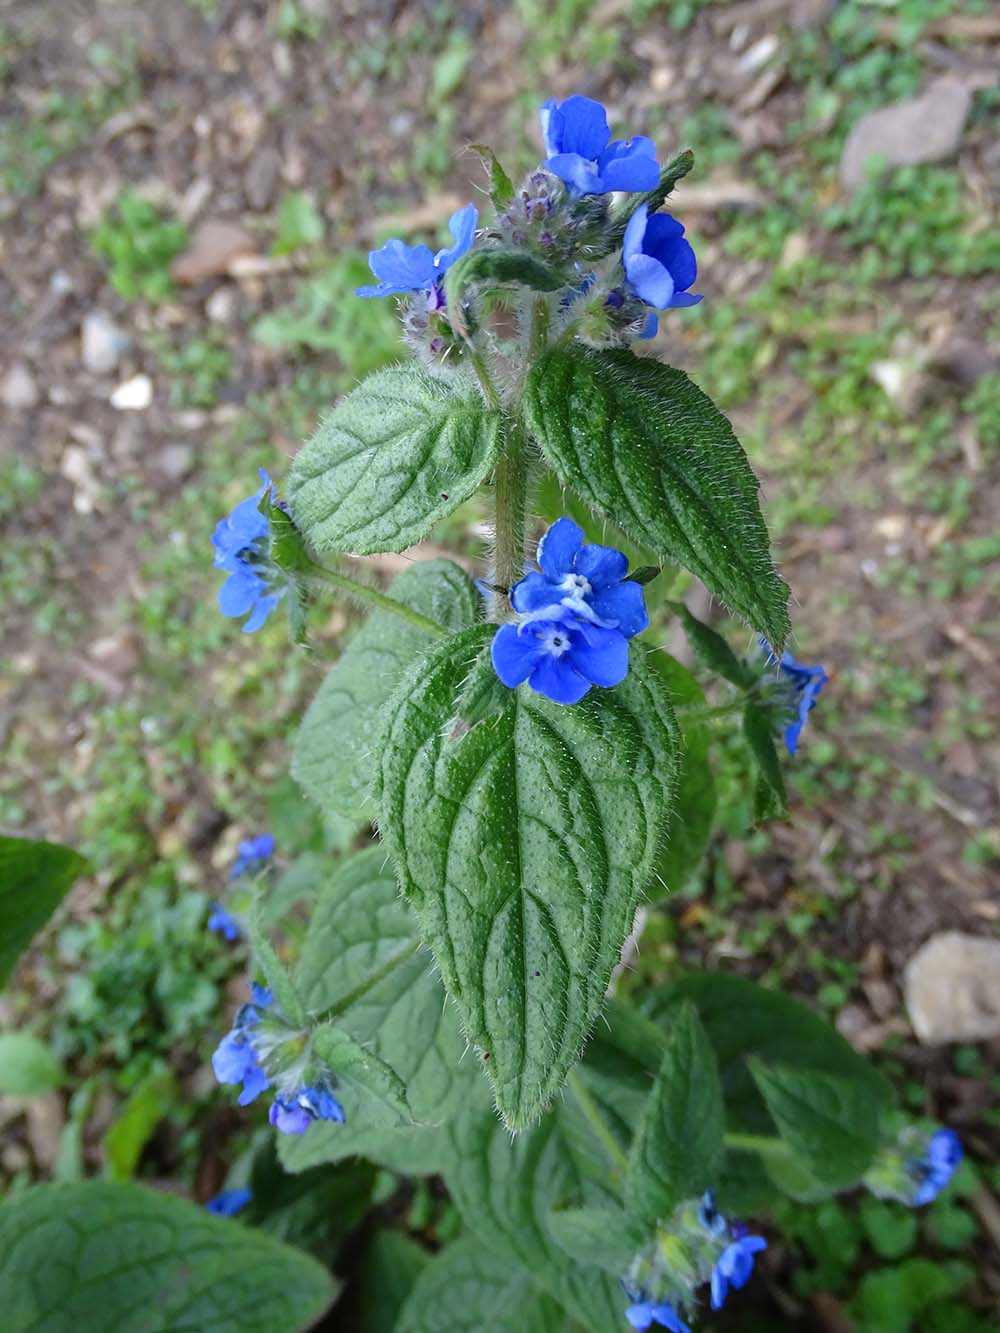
[642,213,698,292]
[539,98,561,158]
[625,252,676,309]
[218,568,259,618]
[205,1188,252,1217]
[568,623,629,687]
[238,1061,270,1106]
[212,1032,251,1086]
[511,570,560,613]
[543,152,603,194]
[435,203,478,271]
[625,1305,655,1331]
[589,581,648,637]
[598,138,660,192]
[528,653,591,704]
[537,517,584,578]
[668,291,703,308]
[639,312,659,339]
[269,1098,312,1135]
[492,623,545,687]
[366,238,437,292]
[250,983,273,1008]
[548,95,610,159]
[623,203,648,263]
[241,593,280,633]
[574,542,628,587]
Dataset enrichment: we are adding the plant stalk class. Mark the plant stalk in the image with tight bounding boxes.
[308,562,447,638]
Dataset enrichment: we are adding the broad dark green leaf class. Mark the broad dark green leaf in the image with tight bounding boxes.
[0,1033,63,1096]
[294,847,476,1124]
[548,1205,646,1275]
[279,1118,451,1176]
[396,1236,569,1333]
[743,698,787,819]
[0,1181,337,1332]
[376,627,680,1128]
[626,1001,724,1222]
[750,1060,881,1187]
[524,347,790,648]
[292,559,479,819]
[0,836,89,988]
[288,364,503,555]
[360,1231,430,1333]
[441,1105,627,1333]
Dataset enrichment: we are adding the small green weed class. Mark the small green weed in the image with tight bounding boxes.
[91,192,189,302]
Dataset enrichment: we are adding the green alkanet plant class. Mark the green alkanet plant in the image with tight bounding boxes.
[198,95,963,1330]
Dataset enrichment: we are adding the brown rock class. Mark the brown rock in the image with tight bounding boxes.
[170,220,257,284]
[840,78,972,192]
[245,147,281,211]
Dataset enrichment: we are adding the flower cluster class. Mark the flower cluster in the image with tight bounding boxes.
[211,983,344,1136]
[230,832,275,879]
[864,1126,962,1207]
[623,1191,766,1329]
[540,94,659,196]
[765,645,829,754]
[355,203,477,305]
[212,472,284,633]
[491,518,648,704]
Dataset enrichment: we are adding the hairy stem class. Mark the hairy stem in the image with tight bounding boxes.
[567,1068,629,1179]
[308,562,447,638]
[491,416,527,621]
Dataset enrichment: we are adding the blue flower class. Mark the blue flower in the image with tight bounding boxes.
[269,1086,345,1137]
[625,1301,691,1332]
[231,833,275,880]
[697,1190,728,1239]
[772,648,829,755]
[205,1189,252,1217]
[623,204,702,339]
[212,1028,270,1106]
[492,609,629,705]
[540,95,659,196]
[511,517,649,637]
[212,471,283,633]
[207,902,240,941]
[710,1235,767,1310]
[910,1128,962,1205]
[355,204,478,299]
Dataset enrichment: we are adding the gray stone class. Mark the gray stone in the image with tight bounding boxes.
[81,310,131,374]
[904,931,1000,1044]
[157,442,195,480]
[2,361,39,410]
[245,147,281,211]
[840,78,972,192]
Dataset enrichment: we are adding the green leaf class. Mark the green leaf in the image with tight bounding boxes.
[469,143,516,210]
[859,1197,918,1259]
[376,627,680,1128]
[288,364,503,555]
[671,603,752,687]
[441,1105,628,1333]
[444,247,565,328]
[0,835,89,988]
[311,1022,411,1121]
[292,559,480,819]
[0,1033,63,1096]
[0,1181,337,1332]
[295,847,476,1124]
[248,910,306,1027]
[397,1236,568,1333]
[657,720,716,894]
[280,1118,451,1177]
[272,191,324,255]
[613,149,696,236]
[103,1067,176,1181]
[524,347,790,648]
[743,699,787,818]
[750,1060,881,1186]
[626,1001,724,1222]
[548,1205,646,1275]
[360,1231,430,1333]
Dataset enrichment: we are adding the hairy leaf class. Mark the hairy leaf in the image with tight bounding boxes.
[289,364,503,554]
[441,1105,627,1333]
[524,347,790,648]
[657,720,716,895]
[671,602,753,687]
[468,143,516,210]
[292,559,480,818]
[750,1060,881,1187]
[743,698,788,818]
[376,627,679,1128]
[0,1181,336,1332]
[397,1236,568,1333]
[626,1001,724,1223]
[294,847,476,1128]
[548,1205,647,1275]
[0,836,89,988]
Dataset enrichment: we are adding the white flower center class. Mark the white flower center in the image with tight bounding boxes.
[541,628,571,657]
[560,572,592,600]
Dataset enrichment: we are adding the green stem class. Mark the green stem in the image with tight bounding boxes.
[529,295,550,362]
[314,938,422,1021]
[674,700,746,723]
[308,562,447,638]
[567,1068,629,1178]
[491,417,527,621]
[723,1131,793,1160]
